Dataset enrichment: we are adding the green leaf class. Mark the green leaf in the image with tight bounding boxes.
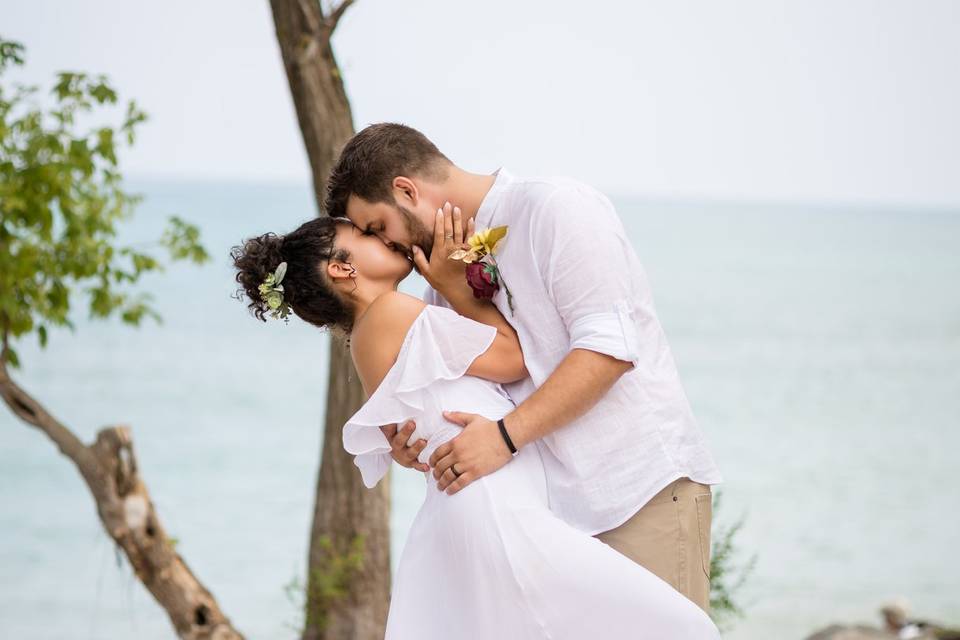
[274,261,287,284]
[0,38,207,366]
[4,345,19,368]
[0,39,26,72]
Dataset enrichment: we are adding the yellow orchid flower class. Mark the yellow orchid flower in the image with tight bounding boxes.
[468,225,508,256]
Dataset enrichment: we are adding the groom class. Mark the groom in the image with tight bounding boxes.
[324,123,723,612]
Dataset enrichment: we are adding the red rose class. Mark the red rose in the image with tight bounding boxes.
[465,262,500,299]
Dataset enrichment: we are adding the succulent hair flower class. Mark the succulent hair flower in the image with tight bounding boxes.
[258,261,292,322]
[448,226,514,315]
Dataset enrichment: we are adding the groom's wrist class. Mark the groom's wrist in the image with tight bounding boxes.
[500,412,532,450]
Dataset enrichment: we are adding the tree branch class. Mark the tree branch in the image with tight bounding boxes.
[325,0,356,32]
[0,355,243,640]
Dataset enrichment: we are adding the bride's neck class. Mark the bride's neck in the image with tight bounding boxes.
[350,282,399,327]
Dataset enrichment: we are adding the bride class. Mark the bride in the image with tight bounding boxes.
[232,215,721,639]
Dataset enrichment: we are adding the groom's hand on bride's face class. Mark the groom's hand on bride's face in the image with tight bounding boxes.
[380,421,430,473]
[412,201,471,298]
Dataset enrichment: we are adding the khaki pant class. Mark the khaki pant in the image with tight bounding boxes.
[593,477,713,614]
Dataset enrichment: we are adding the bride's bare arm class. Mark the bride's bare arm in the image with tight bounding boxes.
[353,291,526,387]
[412,205,523,349]
[461,298,528,383]
[351,291,526,474]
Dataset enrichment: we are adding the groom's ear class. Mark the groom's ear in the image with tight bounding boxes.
[392,176,419,206]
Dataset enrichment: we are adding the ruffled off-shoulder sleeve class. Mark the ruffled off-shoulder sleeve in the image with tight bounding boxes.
[341,304,499,488]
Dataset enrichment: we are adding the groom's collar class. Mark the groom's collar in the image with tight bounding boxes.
[474,166,512,230]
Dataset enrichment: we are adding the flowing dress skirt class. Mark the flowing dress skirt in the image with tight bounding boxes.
[385,442,721,640]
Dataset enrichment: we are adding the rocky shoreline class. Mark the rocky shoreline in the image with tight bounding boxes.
[803,602,960,640]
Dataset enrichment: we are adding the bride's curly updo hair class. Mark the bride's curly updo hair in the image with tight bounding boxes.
[231,216,356,333]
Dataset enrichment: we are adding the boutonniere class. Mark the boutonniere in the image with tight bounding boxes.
[448,225,515,315]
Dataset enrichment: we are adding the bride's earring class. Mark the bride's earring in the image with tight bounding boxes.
[346,334,354,382]
[346,263,357,382]
[348,264,358,294]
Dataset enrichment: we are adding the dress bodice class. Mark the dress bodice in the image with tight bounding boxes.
[342,304,516,488]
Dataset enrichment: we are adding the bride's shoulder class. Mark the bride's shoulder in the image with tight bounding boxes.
[350,291,427,394]
[361,291,427,331]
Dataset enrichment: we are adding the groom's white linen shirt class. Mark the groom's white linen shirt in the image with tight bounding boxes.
[424,168,723,536]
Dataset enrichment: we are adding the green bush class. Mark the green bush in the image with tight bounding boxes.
[710,490,757,630]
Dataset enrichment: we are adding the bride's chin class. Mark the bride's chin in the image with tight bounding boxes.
[396,254,414,278]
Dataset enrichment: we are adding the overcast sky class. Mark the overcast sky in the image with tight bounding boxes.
[4,0,959,207]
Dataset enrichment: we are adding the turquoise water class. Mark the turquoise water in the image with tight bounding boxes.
[1,180,958,639]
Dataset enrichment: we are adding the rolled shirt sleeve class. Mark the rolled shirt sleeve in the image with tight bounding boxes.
[567,301,642,367]
[532,185,643,368]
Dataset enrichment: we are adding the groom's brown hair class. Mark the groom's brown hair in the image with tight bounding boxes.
[324,122,451,218]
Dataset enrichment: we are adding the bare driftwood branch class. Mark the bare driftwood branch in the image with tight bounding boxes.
[0,337,243,640]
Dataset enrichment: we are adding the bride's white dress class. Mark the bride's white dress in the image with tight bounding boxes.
[343,304,721,639]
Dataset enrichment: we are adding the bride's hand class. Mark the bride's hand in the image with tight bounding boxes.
[412,202,472,299]
[380,421,430,473]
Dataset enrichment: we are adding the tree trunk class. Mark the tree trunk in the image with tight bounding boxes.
[269,2,392,639]
[0,342,243,640]
[270,0,357,207]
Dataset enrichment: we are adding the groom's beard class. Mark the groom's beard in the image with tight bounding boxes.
[397,204,434,260]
